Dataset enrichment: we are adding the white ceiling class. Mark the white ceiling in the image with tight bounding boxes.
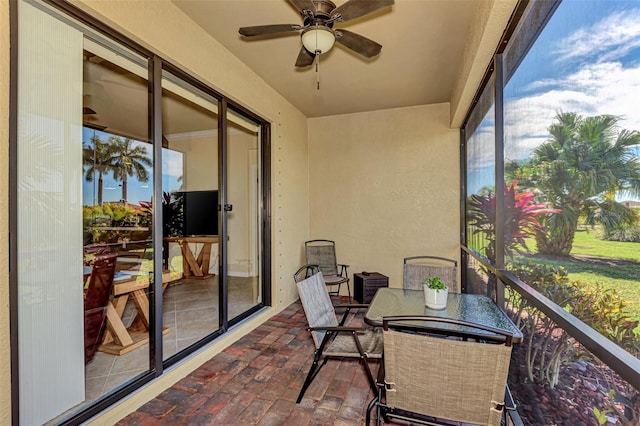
[171,0,484,118]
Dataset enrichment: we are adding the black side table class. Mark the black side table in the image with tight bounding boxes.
[354,272,389,304]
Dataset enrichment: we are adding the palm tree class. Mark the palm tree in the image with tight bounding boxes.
[511,112,640,256]
[83,133,116,206]
[109,136,152,202]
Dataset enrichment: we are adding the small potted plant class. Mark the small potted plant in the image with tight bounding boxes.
[423,276,448,309]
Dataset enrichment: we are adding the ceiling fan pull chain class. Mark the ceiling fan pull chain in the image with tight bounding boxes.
[316,51,320,90]
[315,26,320,90]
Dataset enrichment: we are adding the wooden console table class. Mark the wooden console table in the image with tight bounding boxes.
[100,269,180,355]
[164,236,219,279]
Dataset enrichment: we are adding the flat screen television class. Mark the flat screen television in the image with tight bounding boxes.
[175,190,219,236]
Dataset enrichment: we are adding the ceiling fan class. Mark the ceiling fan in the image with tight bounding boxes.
[239,0,394,67]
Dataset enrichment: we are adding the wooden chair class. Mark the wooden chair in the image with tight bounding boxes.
[366,315,516,425]
[305,239,351,300]
[83,252,117,363]
[295,270,383,403]
[403,256,458,293]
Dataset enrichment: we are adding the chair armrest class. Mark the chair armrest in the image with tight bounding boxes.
[304,264,320,275]
[338,264,349,277]
[293,264,320,282]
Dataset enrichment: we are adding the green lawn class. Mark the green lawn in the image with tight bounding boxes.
[519,230,640,322]
[571,229,640,262]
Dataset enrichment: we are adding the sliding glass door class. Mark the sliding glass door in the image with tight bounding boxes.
[12,0,270,423]
[225,109,263,322]
[161,71,221,360]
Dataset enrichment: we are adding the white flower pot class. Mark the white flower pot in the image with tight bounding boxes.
[424,286,448,310]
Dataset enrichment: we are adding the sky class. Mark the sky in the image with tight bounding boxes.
[468,0,640,200]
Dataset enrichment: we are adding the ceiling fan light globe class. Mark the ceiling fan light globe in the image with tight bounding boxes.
[301,27,335,54]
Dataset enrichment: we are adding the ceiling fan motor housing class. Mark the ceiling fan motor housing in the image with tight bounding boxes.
[310,0,336,16]
[302,0,336,28]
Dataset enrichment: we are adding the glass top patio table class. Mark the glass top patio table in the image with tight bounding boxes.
[364,288,523,343]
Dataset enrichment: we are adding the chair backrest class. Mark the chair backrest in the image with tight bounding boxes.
[382,316,513,426]
[403,256,458,292]
[295,272,338,348]
[84,252,117,310]
[305,240,339,276]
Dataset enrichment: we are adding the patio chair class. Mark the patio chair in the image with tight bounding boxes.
[295,270,383,403]
[403,256,458,292]
[305,239,351,300]
[366,315,516,426]
[84,252,117,363]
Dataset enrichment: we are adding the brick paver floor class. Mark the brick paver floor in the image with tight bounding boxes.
[118,301,379,425]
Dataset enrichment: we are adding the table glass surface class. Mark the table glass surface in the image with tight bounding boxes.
[365,288,522,342]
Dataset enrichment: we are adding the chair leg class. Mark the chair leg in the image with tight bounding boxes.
[296,354,329,403]
[365,397,377,425]
[326,284,339,299]
[360,356,378,396]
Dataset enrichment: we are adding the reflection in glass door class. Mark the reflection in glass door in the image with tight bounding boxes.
[225,109,262,322]
[161,72,221,360]
[81,38,154,401]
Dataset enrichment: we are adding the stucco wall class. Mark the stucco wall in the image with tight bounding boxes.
[308,103,460,289]
[0,1,11,424]
[0,0,309,423]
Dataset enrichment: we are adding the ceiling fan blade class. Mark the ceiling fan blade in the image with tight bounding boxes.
[239,24,302,37]
[288,0,316,14]
[335,29,382,58]
[295,46,316,67]
[331,0,394,23]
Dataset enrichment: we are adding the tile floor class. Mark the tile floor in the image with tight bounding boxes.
[85,276,259,401]
[117,301,380,425]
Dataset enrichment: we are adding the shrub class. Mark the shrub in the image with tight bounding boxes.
[598,224,640,242]
[506,261,639,389]
[467,181,558,261]
[507,261,578,388]
[572,284,639,356]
